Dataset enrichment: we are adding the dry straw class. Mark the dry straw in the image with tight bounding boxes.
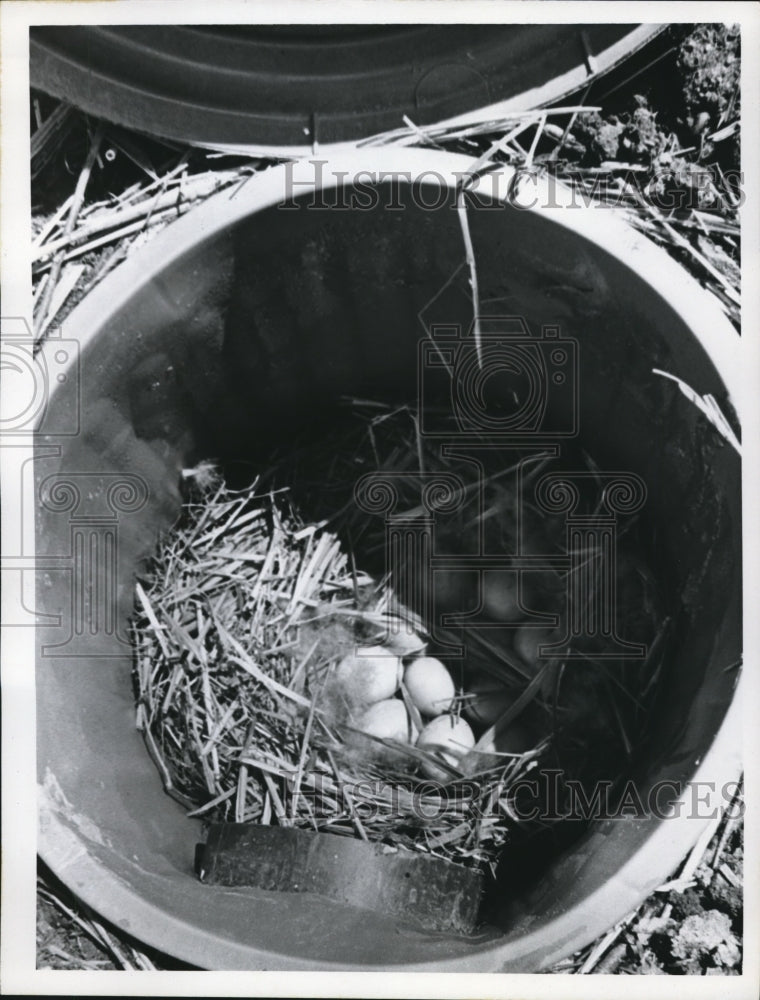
[132,405,664,874]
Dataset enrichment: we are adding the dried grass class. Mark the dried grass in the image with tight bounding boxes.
[132,403,664,875]
[31,95,740,349]
[132,483,534,869]
[37,866,159,971]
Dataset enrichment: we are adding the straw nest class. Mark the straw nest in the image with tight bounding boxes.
[131,404,666,874]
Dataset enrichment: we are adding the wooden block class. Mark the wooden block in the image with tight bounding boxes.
[200,823,484,934]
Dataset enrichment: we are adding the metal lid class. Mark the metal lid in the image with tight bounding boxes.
[30,24,665,155]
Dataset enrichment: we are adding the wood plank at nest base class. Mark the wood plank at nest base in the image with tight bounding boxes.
[200,823,485,935]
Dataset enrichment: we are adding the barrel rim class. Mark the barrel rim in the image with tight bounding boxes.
[37,147,743,971]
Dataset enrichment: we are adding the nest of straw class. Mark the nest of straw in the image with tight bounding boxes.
[132,404,666,875]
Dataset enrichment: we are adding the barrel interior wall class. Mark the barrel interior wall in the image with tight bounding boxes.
[35,174,741,967]
[216,189,741,766]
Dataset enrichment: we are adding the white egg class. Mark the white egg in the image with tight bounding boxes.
[416,715,475,780]
[404,656,455,716]
[355,698,413,742]
[334,646,402,705]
